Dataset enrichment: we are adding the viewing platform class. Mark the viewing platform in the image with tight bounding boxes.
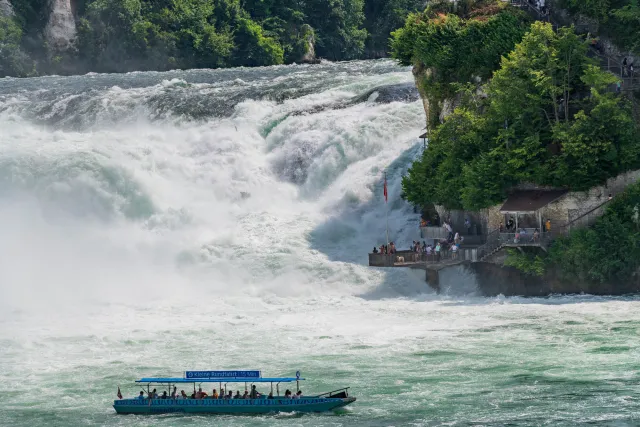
[368,248,478,271]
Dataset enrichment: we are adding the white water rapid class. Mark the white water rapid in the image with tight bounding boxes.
[1,60,639,426]
[45,0,77,52]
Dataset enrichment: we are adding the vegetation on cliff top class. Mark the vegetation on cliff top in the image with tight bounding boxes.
[0,0,426,77]
[558,0,640,55]
[391,0,531,126]
[395,5,639,211]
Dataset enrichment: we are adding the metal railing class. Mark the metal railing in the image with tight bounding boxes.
[555,198,612,235]
[499,232,551,246]
[476,229,502,260]
[368,247,477,267]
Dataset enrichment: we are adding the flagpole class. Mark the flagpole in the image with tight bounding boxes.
[385,171,389,248]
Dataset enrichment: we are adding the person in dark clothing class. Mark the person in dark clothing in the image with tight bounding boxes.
[373,246,378,254]
[250,385,259,399]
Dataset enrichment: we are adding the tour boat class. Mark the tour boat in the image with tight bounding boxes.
[113,370,355,415]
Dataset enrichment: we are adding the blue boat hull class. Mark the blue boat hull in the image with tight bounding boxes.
[113,397,356,415]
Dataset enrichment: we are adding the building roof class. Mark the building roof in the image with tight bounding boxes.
[500,189,569,213]
[419,132,428,139]
[136,377,303,384]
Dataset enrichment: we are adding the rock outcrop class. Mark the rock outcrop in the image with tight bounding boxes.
[45,0,77,52]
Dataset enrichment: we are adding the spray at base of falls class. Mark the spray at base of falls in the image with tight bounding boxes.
[45,0,77,52]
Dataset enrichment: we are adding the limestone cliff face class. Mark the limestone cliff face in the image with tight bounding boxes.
[0,0,13,16]
[45,0,77,52]
[412,63,433,128]
[412,63,475,130]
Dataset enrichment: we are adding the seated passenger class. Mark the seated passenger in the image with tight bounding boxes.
[242,390,249,399]
[249,385,259,399]
[160,391,168,399]
[234,391,241,399]
[171,386,177,399]
[219,388,224,398]
[212,389,219,399]
[150,388,157,399]
[226,391,233,399]
[294,390,302,399]
[267,392,274,399]
[137,391,145,400]
[180,390,188,399]
[284,390,292,399]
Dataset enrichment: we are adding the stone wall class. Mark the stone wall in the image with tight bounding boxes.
[480,169,640,231]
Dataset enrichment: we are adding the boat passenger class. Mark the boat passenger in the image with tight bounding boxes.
[250,385,259,399]
[212,389,219,399]
[267,392,274,399]
[242,390,249,399]
[137,391,145,400]
[180,390,188,399]
[150,388,157,399]
[226,391,233,399]
[171,386,177,399]
[295,390,302,399]
[233,390,241,399]
[160,391,168,399]
[284,390,292,398]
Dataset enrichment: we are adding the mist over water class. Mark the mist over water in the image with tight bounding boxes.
[1,60,639,426]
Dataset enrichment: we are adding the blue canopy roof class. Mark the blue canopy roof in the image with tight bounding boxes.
[136,377,305,383]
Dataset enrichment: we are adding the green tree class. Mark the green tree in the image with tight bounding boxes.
[0,15,34,77]
[304,0,368,60]
[232,17,283,66]
[548,182,640,284]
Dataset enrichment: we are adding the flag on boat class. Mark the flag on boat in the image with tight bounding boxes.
[117,387,122,399]
[383,174,388,203]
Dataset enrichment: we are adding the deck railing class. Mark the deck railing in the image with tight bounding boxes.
[369,247,477,267]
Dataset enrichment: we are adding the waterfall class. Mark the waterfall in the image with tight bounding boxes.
[45,0,77,52]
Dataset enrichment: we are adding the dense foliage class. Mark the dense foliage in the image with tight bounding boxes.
[399,21,639,210]
[558,0,640,54]
[503,249,545,276]
[547,182,640,285]
[391,1,530,125]
[0,0,425,76]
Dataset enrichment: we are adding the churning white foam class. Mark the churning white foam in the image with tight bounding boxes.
[0,63,430,328]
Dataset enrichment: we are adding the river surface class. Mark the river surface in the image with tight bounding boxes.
[0,60,639,426]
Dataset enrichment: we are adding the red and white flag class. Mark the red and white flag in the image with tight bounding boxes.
[117,387,123,399]
[383,174,388,203]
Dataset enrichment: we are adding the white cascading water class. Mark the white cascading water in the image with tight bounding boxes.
[44,0,77,51]
[1,61,638,426]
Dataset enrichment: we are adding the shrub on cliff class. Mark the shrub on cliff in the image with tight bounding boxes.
[548,182,640,285]
[558,0,640,54]
[391,2,529,125]
[0,15,35,77]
